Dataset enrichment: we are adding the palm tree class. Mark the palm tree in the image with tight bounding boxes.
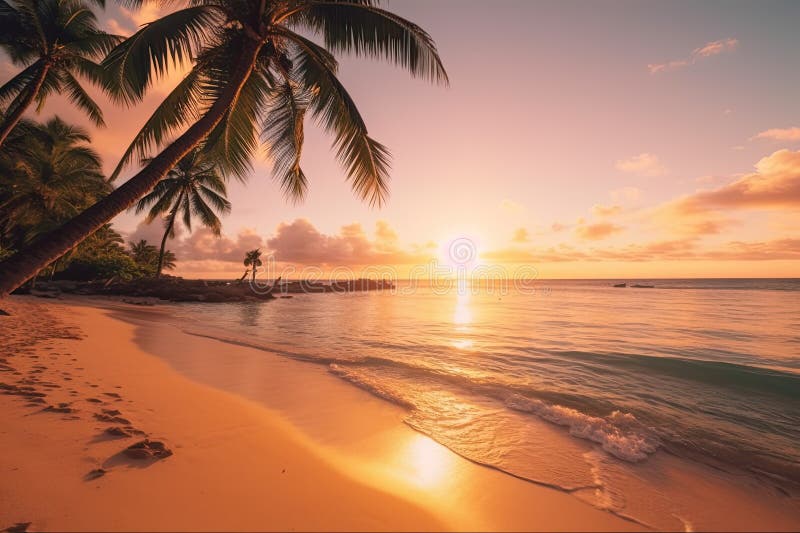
[134,148,230,278]
[129,238,157,265]
[0,116,108,247]
[243,248,262,284]
[0,0,447,297]
[0,0,122,147]
[160,249,176,272]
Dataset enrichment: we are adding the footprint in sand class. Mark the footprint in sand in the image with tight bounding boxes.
[2,522,32,533]
[42,403,76,414]
[122,439,173,460]
[94,409,131,425]
[84,468,106,481]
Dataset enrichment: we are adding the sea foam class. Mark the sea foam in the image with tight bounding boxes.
[504,394,660,461]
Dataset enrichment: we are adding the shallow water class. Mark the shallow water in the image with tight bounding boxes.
[166,278,800,528]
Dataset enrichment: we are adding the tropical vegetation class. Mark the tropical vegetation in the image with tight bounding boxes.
[134,148,230,278]
[0,0,121,146]
[0,0,447,297]
[243,248,262,284]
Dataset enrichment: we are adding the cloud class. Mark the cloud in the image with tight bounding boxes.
[501,199,524,213]
[693,38,739,58]
[647,59,689,74]
[752,127,800,142]
[575,222,624,240]
[512,228,530,243]
[482,237,800,263]
[648,38,738,74]
[615,153,667,176]
[610,186,642,204]
[673,149,800,212]
[266,218,431,266]
[174,228,265,263]
[591,204,623,217]
[126,219,177,246]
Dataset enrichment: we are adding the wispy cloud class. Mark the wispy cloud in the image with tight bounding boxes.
[648,38,738,74]
[482,237,800,263]
[591,204,623,217]
[752,127,800,142]
[500,199,524,214]
[615,153,667,176]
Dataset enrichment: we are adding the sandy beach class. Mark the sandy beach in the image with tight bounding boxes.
[0,296,643,532]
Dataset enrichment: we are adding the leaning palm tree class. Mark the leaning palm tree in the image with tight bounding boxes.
[0,0,447,297]
[0,0,122,147]
[243,249,263,284]
[134,148,231,278]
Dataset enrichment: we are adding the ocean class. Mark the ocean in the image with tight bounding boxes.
[164,278,800,528]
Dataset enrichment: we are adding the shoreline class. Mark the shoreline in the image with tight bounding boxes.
[1,296,638,532]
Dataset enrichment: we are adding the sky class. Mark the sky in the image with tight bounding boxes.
[2,0,800,279]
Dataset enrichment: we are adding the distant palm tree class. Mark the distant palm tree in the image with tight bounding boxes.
[84,223,125,254]
[0,0,447,297]
[160,249,176,272]
[134,148,231,277]
[0,117,108,246]
[129,239,157,267]
[0,0,121,146]
[243,249,262,284]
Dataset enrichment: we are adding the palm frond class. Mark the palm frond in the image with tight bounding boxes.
[287,1,448,85]
[108,66,204,181]
[0,60,41,104]
[263,78,310,202]
[102,5,220,104]
[282,29,390,206]
[202,40,271,180]
[61,71,105,126]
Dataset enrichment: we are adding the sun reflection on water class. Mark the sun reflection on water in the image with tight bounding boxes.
[452,280,473,349]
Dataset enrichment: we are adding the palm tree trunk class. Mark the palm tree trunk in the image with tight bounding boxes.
[0,39,264,298]
[156,205,179,279]
[0,64,49,148]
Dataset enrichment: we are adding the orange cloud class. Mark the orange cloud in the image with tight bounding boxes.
[483,237,800,264]
[674,149,800,213]
[575,222,624,240]
[591,204,623,217]
[753,127,800,142]
[512,228,530,243]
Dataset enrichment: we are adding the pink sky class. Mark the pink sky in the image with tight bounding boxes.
[2,0,799,278]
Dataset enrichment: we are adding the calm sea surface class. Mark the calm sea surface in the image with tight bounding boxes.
[166,278,800,527]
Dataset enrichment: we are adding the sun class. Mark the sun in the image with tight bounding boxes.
[438,235,482,272]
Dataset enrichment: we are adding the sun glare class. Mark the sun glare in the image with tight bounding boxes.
[405,434,454,488]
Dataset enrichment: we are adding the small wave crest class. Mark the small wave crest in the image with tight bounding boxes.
[331,361,660,463]
[505,394,660,461]
[329,363,416,409]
